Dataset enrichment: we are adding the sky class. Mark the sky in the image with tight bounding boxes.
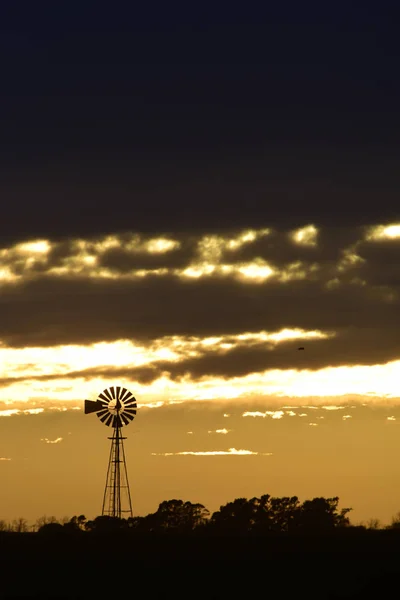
[1,3,400,526]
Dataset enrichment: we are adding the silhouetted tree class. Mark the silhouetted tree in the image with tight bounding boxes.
[146,500,210,532]
[126,516,147,530]
[85,515,128,532]
[11,518,28,533]
[292,497,351,532]
[364,518,382,530]
[211,497,258,533]
[38,522,64,534]
[0,520,9,532]
[35,515,59,531]
[254,495,300,532]
[63,515,87,532]
[210,495,301,534]
[386,512,400,530]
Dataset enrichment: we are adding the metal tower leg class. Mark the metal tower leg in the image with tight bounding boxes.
[101,422,133,518]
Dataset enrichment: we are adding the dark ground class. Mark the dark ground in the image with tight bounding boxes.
[0,531,399,598]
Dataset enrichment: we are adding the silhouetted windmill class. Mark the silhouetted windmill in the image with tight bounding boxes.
[84,386,137,519]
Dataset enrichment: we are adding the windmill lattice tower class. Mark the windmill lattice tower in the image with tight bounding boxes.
[84,386,137,519]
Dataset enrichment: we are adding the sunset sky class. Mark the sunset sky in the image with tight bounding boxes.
[1,4,400,526]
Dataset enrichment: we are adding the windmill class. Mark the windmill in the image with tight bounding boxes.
[84,386,137,519]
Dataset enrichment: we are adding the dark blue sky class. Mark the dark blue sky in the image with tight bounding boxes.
[1,2,399,240]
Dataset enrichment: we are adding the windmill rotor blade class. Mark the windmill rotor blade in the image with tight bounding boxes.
[106,387,114,401]
[120,388,132,402]
[124,408,136,417]
[124,408,136,416]
[124,397,136,407]
[84,400,105,414]
[121,413,130,426]
[89,387,137,426]
[96,409,110,419]
[124,396,135,406]
[103,388,113,402]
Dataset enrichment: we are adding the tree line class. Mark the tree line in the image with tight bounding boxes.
[2,493,400,535]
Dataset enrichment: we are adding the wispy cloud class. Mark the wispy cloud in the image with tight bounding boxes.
[387,416,396,421]
[0,457,11,461]
[152,448,272,456]
[40,437,63,444]
[0,408,44,417]
[243,410,284,419]
[208,428,231,434]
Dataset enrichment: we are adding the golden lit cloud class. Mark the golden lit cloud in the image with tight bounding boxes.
[2,358,400,408]
[365,223,400,241]
[1,223,400,414]
[337,247,365,272]
[40,437,63,444]
[0,408,44,417]
[152,448,272,456]
[0,327,333,403]
[0,457,11,461]
[208,428,231,434]
[290,224,318,247]
[243,410,285,419]
[15,240,51,255]
[0,228,311,283]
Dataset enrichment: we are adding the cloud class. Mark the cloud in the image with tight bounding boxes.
[40,437,63,444]
[0,408,44,417]
[387,416,396,421]
[0,401,82,416]
[0,225,398,350]
[208,428,231,434]
[0,457,11,461]
[151,448,272,456]
[0,224,399,407]
[243,410,285,419]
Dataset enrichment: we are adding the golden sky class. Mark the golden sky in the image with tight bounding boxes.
[1,222,400,525]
